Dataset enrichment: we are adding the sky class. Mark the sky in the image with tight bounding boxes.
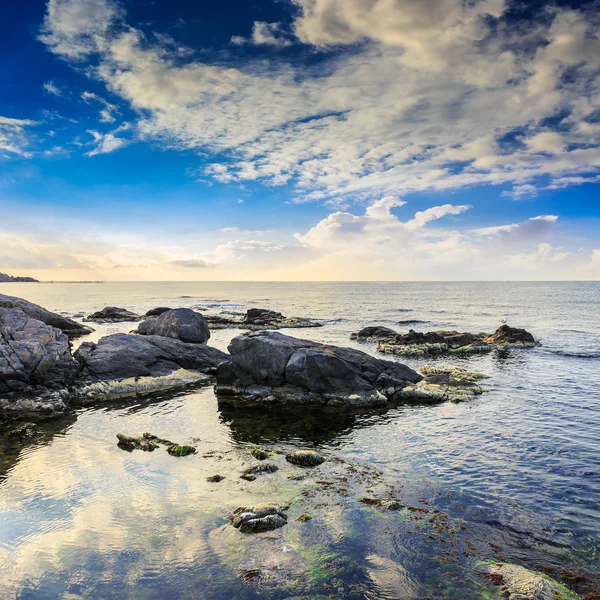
[0,0,599,281]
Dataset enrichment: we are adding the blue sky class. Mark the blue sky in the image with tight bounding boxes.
[0,0,599,280]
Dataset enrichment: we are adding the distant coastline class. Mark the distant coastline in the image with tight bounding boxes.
[0,272,39,283]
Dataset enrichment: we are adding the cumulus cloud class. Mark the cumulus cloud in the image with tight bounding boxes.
[36,0,600,202]
[170,259,218,268]
[472,215,558,246]
[86,123,129,155]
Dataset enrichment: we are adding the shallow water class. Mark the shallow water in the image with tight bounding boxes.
[0,282,599,598]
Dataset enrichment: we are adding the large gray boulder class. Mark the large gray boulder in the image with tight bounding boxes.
[0,293,91,337]
[137,308,210,344]
[215,331,422,408]
[0,308,79,417]
[75,333,227,381]
[84,306,141,323]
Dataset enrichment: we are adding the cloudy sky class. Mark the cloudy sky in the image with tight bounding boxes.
[1,0,599,280]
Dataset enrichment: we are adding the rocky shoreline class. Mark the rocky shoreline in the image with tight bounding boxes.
[0,294,543,420]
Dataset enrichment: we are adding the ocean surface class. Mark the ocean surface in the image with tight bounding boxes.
[0,281,599,599]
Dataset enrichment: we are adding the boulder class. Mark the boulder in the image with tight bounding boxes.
[377,329,491,357]
[286,450,325,466]
[230,504,288,533]
[0,308,80,418]
[244,308,284,325]
[215,331,422,408]
[484,324,538,347]
[0,293,91,337]
[350,326,398,342]
[144,307,172,318]
[0,308,78,393]
[136,308,210,344]
[476,561,580,600]
[84,307,141,323]
[71,333,228,404]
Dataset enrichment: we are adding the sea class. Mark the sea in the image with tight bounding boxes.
[0,281,599,599]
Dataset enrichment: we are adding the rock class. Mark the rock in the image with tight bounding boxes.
[485,324,538,347]
[398,365,488,403]
[207,474,225,483]
[476,561,580,600]
[250,448,269,460]
[0,308,80,418]
[241,462,279,477]
[244,308,285,324]
[207,308,322,331]
[230,504,288,533]
[377,326,538,357]
[71,333,228,404]
[377,329,491,357]
[116,433,159,452]
[84,307,141,323]
[296,513,312,522]
[286,450,325,466]
[137,308,210,344]
[167,444,196,456]
[350,326,398,342]
[144,307,172,318]
[0,293,91,337]
[215,331,422,408]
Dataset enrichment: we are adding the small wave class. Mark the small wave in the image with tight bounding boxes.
[397,319,430,325]
[542,348,600,359]
[395,309,413,313]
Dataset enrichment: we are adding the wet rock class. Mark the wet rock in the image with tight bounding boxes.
[360,497,403,511]
[137,308,210,344]
[242,462,279,477]
[215,331,422,408]
[350,326,398,342]
[84,307,142,323]
[144,307,172,318]
[476,561,580,600]
[377,329,491,357]
[167,444,196,456]
[250,448,269,460]
[484,324,538,347]
[207,308,322,331]
[286,450,325,467]
[207,474,225,483]
[116,433,159,452]
[296,513,312,522]
[230,504,288,533]
[398,365,488,403]
[0,293,91,337]
[70,333,227,404]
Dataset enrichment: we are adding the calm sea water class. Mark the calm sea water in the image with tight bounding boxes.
[0,282,599,599]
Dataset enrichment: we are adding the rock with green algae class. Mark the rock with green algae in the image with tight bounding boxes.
[286,450,325,467]
[116,433,159,452]
[241,462,279,478]
[207,474,225,483]
[167,444,196,456]
[230,503,288,533]
[476,561,581,600]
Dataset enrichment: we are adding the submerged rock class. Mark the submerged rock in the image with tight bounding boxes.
[215,331,422,408]
[476,561,580,600]
[397,365,488,403]
[167,444,196,456]
[230,504,288,533]
[84,306,142,323]
[136,308,210,344]
[250,448,269,460]
[286,450,325,467]
[241,462,279,477]
[0,293,91,337]
[207,308,322,331]
[377,325,538,357]
[350,326,398,342]
[116,433,159,452]
[207,474,225,483]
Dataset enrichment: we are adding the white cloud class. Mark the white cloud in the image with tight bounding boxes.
[43,81,62,96]
[0,116,37,157]
[37,0,600,203]
[81,91,119,123]
[86,122,129,155]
